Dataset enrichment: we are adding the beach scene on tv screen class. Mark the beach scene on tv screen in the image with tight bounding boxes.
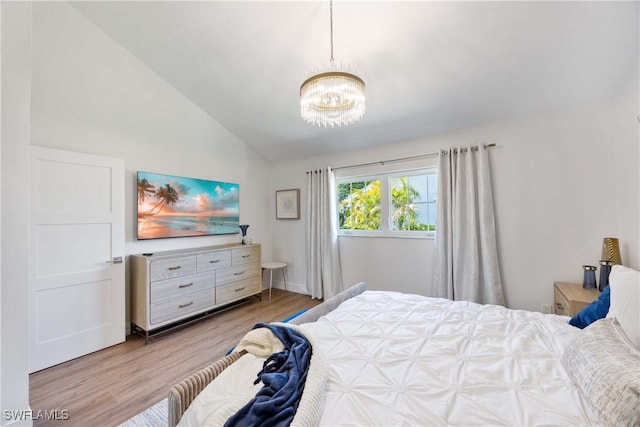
[137,172,239,240]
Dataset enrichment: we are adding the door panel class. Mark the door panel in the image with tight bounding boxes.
[34,279,113,343]
[34,223,112,278]
[29,146,125,373]
[32,159,113,213]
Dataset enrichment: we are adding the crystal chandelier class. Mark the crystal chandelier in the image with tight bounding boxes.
[300,0,365,127]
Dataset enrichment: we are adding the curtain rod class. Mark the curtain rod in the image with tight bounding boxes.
[331,143,497,172]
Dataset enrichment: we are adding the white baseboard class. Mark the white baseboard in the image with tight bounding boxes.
[262,280,309,296]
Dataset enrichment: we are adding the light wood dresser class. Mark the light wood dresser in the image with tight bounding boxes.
[131,243,261,342]
[553,281,599,317]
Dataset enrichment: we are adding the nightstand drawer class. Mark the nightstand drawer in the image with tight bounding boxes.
[554,288,570,316]
[553,281,599,317]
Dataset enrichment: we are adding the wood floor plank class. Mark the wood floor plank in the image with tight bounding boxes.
[29,289,321,426]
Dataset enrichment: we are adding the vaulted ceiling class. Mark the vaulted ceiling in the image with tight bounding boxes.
[70,1,638,163]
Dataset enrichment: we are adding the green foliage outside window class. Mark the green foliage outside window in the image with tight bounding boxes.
[338,180,381,230]
[391,177,432,231]
[338,175,436,232]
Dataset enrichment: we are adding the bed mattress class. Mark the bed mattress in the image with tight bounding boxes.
[181,290,599,426]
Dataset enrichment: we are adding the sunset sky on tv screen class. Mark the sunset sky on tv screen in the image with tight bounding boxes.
[136,171,239,240]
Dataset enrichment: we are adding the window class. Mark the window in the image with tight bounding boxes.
[337,168,437,237]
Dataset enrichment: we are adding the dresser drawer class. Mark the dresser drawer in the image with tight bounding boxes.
[150,256,197,281]
[150,288,215,325]
[232,246,260,265]
[197,250,231,272]
[150,271,216,304]
[216,277,259,304]
[216,261,260,285]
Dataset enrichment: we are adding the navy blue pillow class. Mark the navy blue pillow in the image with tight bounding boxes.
[569,285,610,329]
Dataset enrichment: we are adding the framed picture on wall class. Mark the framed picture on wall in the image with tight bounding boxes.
[276,189,300,219]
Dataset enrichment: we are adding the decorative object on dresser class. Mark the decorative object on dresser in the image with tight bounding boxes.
[554,281,599,317]
[582,265,597,289]
[239,224,249,244]
[131,243,261,343]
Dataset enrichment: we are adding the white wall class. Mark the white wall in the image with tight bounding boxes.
[271,92,639,312]
[1,2,32,424]
[2,1,276,418]
[2,2,637,418]
[28,2,273,329]
[30,2,272,255]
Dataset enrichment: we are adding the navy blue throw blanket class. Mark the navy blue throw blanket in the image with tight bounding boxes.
[224,323,312,427]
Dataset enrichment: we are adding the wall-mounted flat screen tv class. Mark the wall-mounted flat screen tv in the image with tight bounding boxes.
[137,171,239,240]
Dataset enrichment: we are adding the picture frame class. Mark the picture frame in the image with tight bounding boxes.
[276,189,300,219]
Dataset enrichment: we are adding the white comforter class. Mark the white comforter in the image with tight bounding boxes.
[181,291,598,426]
[298,291,597,426]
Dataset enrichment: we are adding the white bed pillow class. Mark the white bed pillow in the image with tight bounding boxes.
[562,318,640,427]
[606,265,640,349]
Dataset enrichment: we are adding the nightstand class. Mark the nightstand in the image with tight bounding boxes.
[554,281,599,316]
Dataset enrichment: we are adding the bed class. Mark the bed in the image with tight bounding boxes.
[168,265,640,426]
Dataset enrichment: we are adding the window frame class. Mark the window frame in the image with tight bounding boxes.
[336,167,437,239]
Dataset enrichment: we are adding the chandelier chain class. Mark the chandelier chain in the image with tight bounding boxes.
[329,0,334,62]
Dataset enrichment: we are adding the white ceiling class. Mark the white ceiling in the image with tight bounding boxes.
[69,1,638,163]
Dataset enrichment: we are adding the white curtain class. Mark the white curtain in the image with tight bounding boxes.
[435,146,505,305]
[306,167,343,300]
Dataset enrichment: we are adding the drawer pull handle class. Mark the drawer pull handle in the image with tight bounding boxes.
[234,271,245,276]
[167,266,182,271]
[179,302,193,309]
[555,303,563,309]
[179,283,194,288]
[234,287,246,292]
[209,260,220,264]
[242,255,251,258]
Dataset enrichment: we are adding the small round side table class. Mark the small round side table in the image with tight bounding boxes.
[261,262,288,302]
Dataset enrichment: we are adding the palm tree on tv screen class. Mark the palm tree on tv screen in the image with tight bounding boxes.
[138,181,181,217]
[137,178,156,203]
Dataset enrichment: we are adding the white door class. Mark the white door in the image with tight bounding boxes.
[29,146,125,373]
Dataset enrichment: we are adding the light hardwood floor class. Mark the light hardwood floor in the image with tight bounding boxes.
[29,289,321,427]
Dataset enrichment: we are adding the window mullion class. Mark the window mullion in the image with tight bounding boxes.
[380,177,389,233]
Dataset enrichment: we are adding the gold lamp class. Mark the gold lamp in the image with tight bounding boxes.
[300,0,365,127]
[601,237,622,265]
